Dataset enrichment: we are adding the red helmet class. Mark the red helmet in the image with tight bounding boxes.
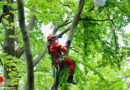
[47,34,56,41]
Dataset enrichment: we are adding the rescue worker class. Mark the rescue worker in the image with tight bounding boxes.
[47,34,76,84]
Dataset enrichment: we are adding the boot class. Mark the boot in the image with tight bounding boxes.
[67,75,77,85]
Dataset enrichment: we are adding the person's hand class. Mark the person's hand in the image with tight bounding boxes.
[66,40,71,46]
[58,34,63,38]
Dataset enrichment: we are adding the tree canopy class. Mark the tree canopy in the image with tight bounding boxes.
[0,0,129,90]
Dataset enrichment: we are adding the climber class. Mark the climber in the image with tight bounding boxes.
[47,34,76,84]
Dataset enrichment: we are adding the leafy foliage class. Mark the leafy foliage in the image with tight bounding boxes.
[0,0,129,89]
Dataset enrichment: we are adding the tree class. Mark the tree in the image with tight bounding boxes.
[17,0,34,90]
[0,0,129,90]
[1,0,17,89]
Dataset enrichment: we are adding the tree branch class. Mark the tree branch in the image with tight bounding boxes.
[69,47,79,53]
[88,5,96,12]
[0,5,11,23]
[56,27,70,38]
[80,17,110,22]
[52,20,71,34]
[111,19,118,53]
[0,13,8,23]
[33,42,48,67]
[27,6,36,36]
[66,0,85,55]
[111,19,117,29]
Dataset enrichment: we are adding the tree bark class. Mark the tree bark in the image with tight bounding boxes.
[56,27,70,38]
[15,5,36,57]
[17,0,34,90]
[27,6,36,37]
[16,5,36,90]
[51,67,61,90]
[66,0,85,55]
[2,0,19,89]
[52,20,71,34]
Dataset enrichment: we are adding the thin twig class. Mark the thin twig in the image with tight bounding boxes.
[56,27,70,38]
[80,17,110,22]
[52,20,71,34]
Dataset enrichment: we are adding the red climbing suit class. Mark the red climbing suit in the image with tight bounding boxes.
[48,41,75,76]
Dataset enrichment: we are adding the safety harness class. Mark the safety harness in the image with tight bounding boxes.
[48,43,65,77]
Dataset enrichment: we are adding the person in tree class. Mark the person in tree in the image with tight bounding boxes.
[47,34,76,84]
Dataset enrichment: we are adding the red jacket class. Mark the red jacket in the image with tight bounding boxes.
[48,42,68,55]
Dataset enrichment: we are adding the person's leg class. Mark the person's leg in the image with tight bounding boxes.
[64,57,76,84]
[64,57,75,75]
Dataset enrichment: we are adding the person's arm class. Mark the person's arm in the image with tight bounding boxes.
[55,42,67,53]
[55,40,71,53]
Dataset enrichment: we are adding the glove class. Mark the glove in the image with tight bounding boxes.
[66,40,71,46]
[58,34,63,38]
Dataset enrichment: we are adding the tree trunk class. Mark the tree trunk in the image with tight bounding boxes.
[51,67,61,90]
[2,0,19,89]
[66,0,85,55]
[17,0,34,90]
[27,6,36,37]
